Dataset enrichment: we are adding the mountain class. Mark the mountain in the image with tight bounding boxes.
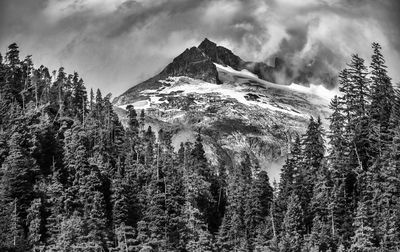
[198,38,285,83]
[113,38,333,179]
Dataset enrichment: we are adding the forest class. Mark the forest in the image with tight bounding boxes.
[0,42,399,252]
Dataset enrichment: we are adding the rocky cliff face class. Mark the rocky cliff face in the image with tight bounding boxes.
[197,38,285,83]
[161,46,220,84]
[198,38,244,70]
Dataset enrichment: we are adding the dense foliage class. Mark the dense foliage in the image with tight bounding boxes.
[0,42,399,252]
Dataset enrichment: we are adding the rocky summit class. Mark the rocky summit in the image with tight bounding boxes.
[113,39,333,179]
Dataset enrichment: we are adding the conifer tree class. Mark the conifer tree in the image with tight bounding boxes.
[276,134,302,233]
[89,88,94,112]
[244,170,273,250]
[279,193,303,252]
[72,72,87,121]
[141,173,167,251]
[6,43,21,68]
[53,211,84,251]
[111,174,138,251]
[45,173,66,247]
[375,127,400,250]
[309,167,334,251]
[300,116,325,234]
[369,42,394,157]
[27,198,44,250]
[350,201,376,252]
[95,88,103,120]
[0,132,40,248]
[3,43,23,103]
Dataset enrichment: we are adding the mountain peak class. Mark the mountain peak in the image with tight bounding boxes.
[198,38,217,50]
[114,39,287,105]
[161,46,220,84]
[198,38,244,70]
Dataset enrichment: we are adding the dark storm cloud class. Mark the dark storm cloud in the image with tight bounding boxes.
[107,0,213,38]
[0,0,399,95]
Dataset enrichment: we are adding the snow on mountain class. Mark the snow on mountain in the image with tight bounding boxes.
[214,63,259,79]
[118,64,333,118]
[113,38,333,180]
[287,83,338,102]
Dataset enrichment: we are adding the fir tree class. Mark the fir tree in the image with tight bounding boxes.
[350,201,376,252]
[300,116,325,234]
[244,170,273,250]
[369,42,394,157]
[279,193,303,252]
[72,72,87,122]
[276,134,302,233]
[5,42,21,68]
[309,167,334,251]
[27,198,44,250]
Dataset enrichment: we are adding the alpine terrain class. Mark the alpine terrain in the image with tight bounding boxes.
[2,1,400,251]
[113,38,334,178]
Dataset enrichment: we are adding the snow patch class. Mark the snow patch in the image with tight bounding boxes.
[214,63,259,79]
[287,83,338,101]
[157,76,303,117]
[118,100,150,110]
[215,62,337,102]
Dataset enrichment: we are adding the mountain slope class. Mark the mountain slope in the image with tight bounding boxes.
[113,39,333,179]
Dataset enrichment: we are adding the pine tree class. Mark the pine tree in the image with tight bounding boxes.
[184,202,214,252]
[140,109,145,131]
[217,154,253,251]
[375,127,400,250]
[300,116,325,234]
[72,72,87,121]
[244,170,273,250]
[328,96,347,178]
[95,88,103,121]
[347,54,370,120]
[142,174,167,251]
[0,132,40,249]
[369,42,394,157]
[309,167,334,251]
[0,198,27,251]
[3,43,23,103]
[188,132,214,227]
[276,134,302,233]
[279,193,303,252]
[90,88,94,112]
[52,211,84,251]
[111,175,137,251]
[349,201,376,252]
[163,146,187,250]
[27,198,44,250]
[5,43,21,67]
[45,173,66,247]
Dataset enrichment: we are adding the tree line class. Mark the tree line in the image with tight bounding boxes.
[0,42,399,252]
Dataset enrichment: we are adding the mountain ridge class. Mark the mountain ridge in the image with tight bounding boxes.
[113,38,284,105]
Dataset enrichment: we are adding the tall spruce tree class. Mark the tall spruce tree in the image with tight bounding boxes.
[368,42,394,161]
[279,193,303,252]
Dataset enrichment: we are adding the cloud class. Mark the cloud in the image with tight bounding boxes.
[0,0,399,95]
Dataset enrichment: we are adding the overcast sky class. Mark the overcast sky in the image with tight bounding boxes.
[1,0,399,97]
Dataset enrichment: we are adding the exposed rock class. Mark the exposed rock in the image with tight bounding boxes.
[198,38,244,70]
[113,45,220,105]
[198,38,286,84]
[161,46,220,84]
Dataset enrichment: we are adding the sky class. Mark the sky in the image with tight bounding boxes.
[1,0,400,97]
